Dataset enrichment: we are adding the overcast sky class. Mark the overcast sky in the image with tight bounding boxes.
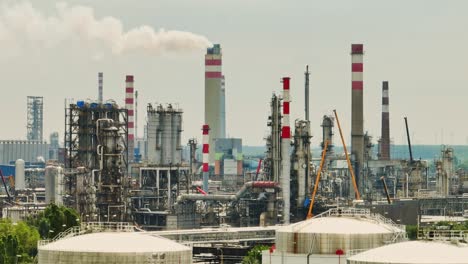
[0,0,467,147]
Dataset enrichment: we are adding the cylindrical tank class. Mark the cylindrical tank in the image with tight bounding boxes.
[15,159,25,190]
[275,209,406,254]
[45,166,64,205]
[38,232,192,264]
[347,241,468,264]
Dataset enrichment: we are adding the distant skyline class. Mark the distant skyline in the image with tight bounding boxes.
[0,0,467,147]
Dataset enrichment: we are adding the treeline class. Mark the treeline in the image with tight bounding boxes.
[0,204,79,263]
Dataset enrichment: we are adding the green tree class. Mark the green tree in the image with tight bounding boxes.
[406,225,418,240]
[242,245,270,264]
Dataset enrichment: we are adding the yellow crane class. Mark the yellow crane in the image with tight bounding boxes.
[306,140,329,219]
[306,110,362,220]
[333,109,361,200]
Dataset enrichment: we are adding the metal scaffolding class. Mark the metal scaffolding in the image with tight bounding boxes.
[27,96,43,141]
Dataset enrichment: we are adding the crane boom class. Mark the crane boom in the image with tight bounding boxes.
[333,109,361,200]
[306,140,329,219]
[381,176,391,204]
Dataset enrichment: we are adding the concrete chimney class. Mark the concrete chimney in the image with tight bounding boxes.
[380,81,390,160]
[98,72,103,104]
[351,44,364,192]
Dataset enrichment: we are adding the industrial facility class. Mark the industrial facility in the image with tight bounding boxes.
[0,42,467,264]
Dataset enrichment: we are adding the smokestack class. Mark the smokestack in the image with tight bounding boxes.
[98,72,103,104]
[202,125,210,192]
[380,81,390,160]
[205,44,224,164]
[135,90,138,140]
[305,65,310,121]
[125,75,135,162]
[281,77,291,224]
[351,44,364,193]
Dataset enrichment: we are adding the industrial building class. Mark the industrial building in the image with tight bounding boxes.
[64,99,129,222]
[0,140,49,164]
[27,96,44,141]
[146,103,183,166]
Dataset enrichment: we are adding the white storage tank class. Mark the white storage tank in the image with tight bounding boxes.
[347,241,468,264]
[275,208,406,255]
[38,232,192,264]
[15,159,25,190]
[45,166,64,205]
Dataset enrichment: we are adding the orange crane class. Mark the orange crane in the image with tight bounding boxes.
[306,140,329,219]
[333,109,361,200]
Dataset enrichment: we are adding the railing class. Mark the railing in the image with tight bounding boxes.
[83,222,134,232]
[347,249,368,256]
[314,208,405,231]
[38,226,83,247]
[418,229,468,242]
[38,222,134,248]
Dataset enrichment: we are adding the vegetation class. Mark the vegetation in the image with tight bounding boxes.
[0,219,40,263]
[0,204,81,263]
[242,245,270,264]
[406,225,418,240]
[27,203,80,239]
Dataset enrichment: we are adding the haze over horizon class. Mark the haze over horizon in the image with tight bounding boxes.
[0,0,467,147]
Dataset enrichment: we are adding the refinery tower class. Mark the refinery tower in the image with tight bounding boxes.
[205,44,226,163]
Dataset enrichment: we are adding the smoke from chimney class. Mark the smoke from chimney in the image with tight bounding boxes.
[0,2,211,55]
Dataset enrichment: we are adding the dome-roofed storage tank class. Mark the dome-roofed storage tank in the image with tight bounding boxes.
[275,208,406,255]
[347,241,468,264]
[38,232,192,263]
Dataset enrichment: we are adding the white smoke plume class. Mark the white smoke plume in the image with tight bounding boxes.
[0,2,211,55]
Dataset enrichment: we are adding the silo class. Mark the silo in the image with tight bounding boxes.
[275,208,406,255]
[38,232,192,264]
[347,241,468,264]
[45,166,64,205]
[15,159,25,190]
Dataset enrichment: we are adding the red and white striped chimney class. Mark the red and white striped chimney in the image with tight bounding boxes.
[380,81,390,160]
[202,124,210,192]
[351,44,364,194]
[125,75,135,162]
[281,77,291,224]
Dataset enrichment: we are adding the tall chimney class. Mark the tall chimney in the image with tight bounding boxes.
[202,124,210,192]
[380,81,390,160]
[125,75,135,162]
[281,77,291,224]
[305,66,310,121]
[351,44,364,193]
[98,72,103,104]
[205,44,224,164]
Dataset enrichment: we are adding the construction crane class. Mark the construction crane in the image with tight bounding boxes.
[0,169,11,200]
[255,159,263,181]
[380,176,391,204]
[306,140,329,219]
[333,109,361,200]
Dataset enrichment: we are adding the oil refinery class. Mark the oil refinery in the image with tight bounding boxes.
[0,2,468,263]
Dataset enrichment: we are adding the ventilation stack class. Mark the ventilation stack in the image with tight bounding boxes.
[351,44,364,192]
[202,125,210,192]
[379,81,390,160]
[125,75,135,162]
[281,77,291,224]
[98,72,103,104]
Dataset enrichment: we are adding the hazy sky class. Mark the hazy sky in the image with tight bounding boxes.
[0,0,467,147]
